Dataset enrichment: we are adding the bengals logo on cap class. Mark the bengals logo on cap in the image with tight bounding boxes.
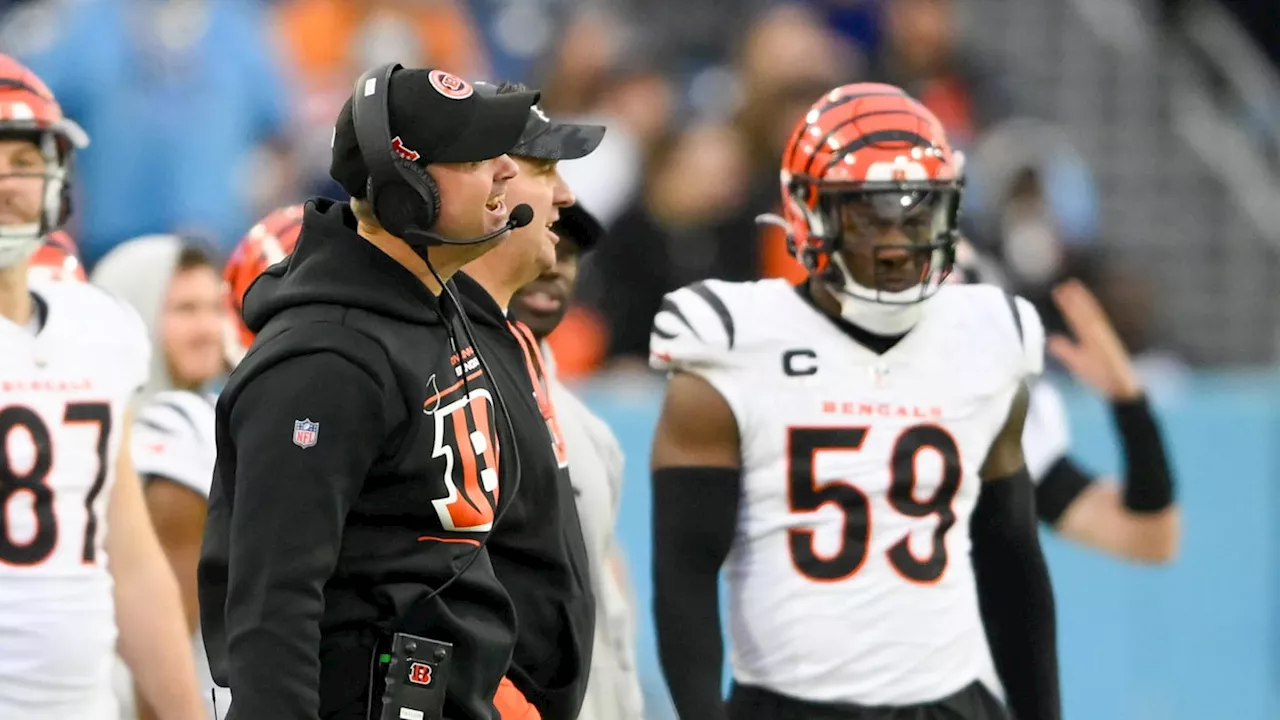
[428,70,473,100]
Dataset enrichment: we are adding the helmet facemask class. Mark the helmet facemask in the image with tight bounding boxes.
[0,129,70,268]
[790,177,962,334]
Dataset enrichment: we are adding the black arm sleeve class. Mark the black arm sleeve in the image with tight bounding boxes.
[652,466,741,720]
[972,466,1061,720]
[1035,457,1094,526]
[222,353,387,719]
[1113,396,1175,512]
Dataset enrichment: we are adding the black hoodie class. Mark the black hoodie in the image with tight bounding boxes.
[198,199,518,720]
[450,273,596,720]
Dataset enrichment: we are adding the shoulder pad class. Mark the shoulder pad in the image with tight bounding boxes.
[945,284,1045,379]
[1023,380,1070,480]
[136,390,216,442]
[132,390,217,497]
[45,281,153,390]
[649,279,741,372]
[1008,294,1046,377]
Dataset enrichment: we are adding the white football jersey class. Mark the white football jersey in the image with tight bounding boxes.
[131,390,217,498]
[650,279,1043,706]
[0,279,149,717]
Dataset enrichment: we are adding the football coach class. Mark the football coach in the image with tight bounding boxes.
[198,64,541,720]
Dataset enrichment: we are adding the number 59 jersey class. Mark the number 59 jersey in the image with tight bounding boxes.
[0,280,149,711]
[650,279,1043,707]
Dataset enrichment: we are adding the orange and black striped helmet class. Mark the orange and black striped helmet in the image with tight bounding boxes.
[773,82,963,305]
[0,54,88,266]
[223,204,303,365]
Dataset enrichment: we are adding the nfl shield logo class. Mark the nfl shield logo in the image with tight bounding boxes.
[293,419,319,448]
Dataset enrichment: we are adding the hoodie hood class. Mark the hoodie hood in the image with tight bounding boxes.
[241,198,445,334]
[90,234,186,405]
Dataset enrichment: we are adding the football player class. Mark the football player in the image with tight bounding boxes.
[952,241,1178,562]
[0,54,204,718]
[91,234,229,720]
[649,83,1060,720]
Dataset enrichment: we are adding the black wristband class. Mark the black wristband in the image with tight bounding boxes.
[1112,396,1175,512]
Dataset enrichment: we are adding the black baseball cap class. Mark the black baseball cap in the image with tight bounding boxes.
[499,90,606,162]
[331,67,540,199]
[551,203,604,252]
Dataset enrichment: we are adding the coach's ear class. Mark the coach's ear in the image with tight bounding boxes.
[980,383,1030,481]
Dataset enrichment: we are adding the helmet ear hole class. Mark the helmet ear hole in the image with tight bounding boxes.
[788,176,811,204]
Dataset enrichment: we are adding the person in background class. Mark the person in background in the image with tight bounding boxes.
[458,82,604,720]
[91,236,226,407]
[509,203,645,720]
[90,235,228,720]
[952,240,1180,563]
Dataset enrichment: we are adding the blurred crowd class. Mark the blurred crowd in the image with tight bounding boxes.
[1,0,1244,381]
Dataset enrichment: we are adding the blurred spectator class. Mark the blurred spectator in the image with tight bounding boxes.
[870,0,1012,151]
[2,0,297,265]
[577,121,751,369]
[90,235,225,406]
[275,0,490,197]
[962,118,1102,334]
[469,0,584,85]
[542,8,677,226]
[801,0,884,57]
[613,0,774,70]
[729,4,859,283]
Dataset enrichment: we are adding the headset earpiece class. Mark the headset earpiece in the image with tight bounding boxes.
[395,159,441,230]
[349,63,444,245]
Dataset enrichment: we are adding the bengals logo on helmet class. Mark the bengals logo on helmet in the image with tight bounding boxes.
[223,204,304,366]
[773,82,963,279]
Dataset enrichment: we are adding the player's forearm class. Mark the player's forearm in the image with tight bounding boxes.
[652,466,740,720]
[654,570,728,720]
[973,467,1061,720]
[115,548,206,719]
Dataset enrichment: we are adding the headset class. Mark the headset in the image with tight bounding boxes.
[349,62,532,248]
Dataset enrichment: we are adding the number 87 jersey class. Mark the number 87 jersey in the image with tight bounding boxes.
[650,277,1043,707]
[0,280,149,702]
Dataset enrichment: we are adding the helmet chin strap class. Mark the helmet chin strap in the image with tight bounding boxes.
[0,224,43,269]
[825,254,930,336]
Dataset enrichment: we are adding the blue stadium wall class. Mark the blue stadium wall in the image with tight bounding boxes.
[577,371,1280,720]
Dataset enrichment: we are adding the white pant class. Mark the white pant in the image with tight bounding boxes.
[0,663,119,720]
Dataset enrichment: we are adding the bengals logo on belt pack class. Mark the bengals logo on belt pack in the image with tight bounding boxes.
[407,661,435,686]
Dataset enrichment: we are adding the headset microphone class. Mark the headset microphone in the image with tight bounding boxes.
[403,203,534,248]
